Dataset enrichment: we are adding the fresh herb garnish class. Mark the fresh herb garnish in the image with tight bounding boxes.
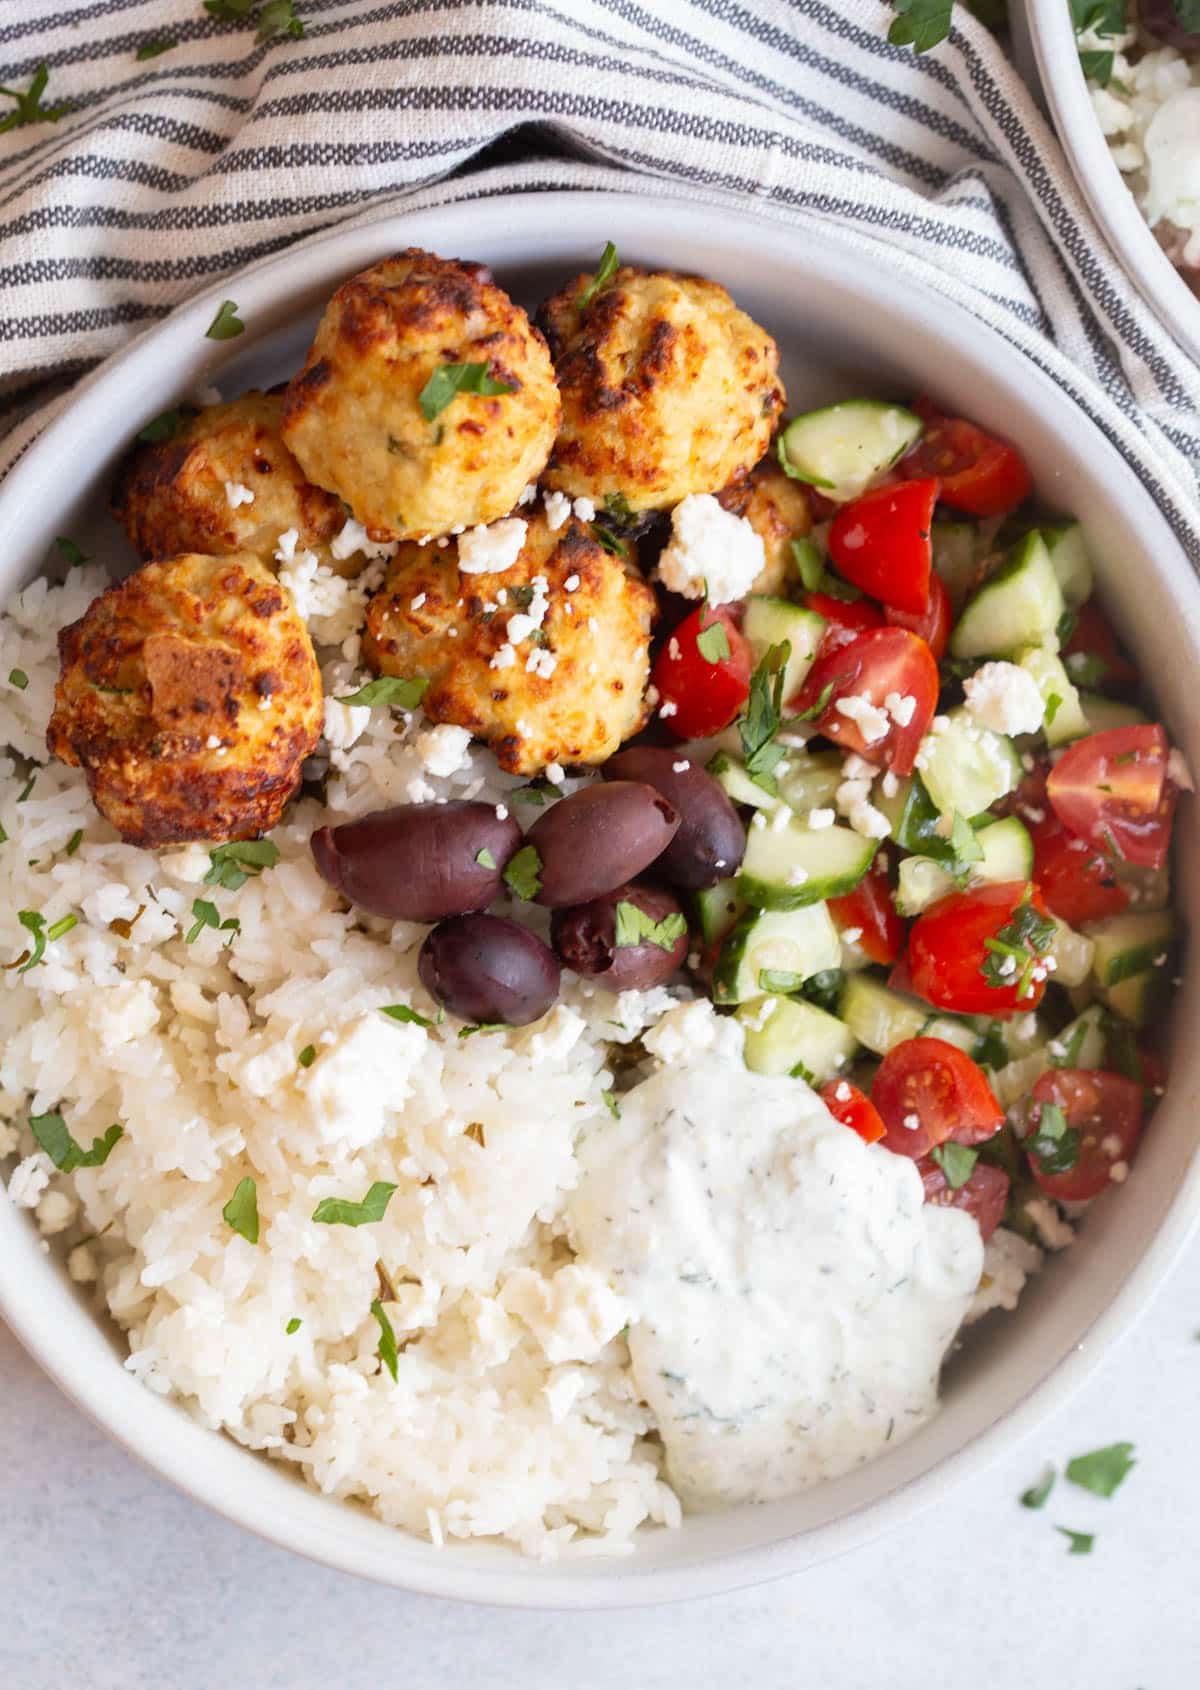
[1055,1526,1095,1555]
[297,1045,316,1069]
[1025,1099,1081,1176]
[1065,651,1109,689]
[380,1003,440,1028]
[475,847,497,870]
[931,1140,979,1189]
[65,829,83,857]
[286,1316,302,1333]
[204,0,256,15]
[370,1297,400,1380]
[948,811,983,883]
[502,843,542,901]
[790,536,825,593]
[980,888,1056,998]
[1070,0,1126,35]
[1051,1019,1089,1069]
[786,675,840,726]
[801,968,844,1015]
[418,362,514,423]
[603,490,634,522]
[457,1022,505,1039]
[1020,1465,1056,1509]
[257,0,305,40]
[1044,691,1063,728]
[312,1180,397,1227]
[789,1057,815,1084]
[888,0,954,53]
[738,642,792,792]
[592,524,628,559]
[205,299,245,341]
[15,910,47,972]
[222,1176,260,1243]
[695,619,732,664]
[137,409,183,444]
[613,900,687,952]
[47,913,77,942]
[1079,48,1115,83]
[509,782,552,806]
[30,1113,123,1172]
[185,898,239,944]
[1066,1441,1136,1498]
[204,838,279,892]
[601,1089,621,1120]
[759,968,805,994]
[337,676,428,710]
[578,241,619,311]
[0,62,71,134]
[8,669,27,690]
[136,37,177,59]
[54,536,90,567]
[17,773,35,803]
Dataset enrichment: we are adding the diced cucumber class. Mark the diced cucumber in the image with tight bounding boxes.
[916,706,1021,820]
[919,1014,978,1055]
[742,597,825,703]
[779,400,923,503]
[694,877,745,947]
[713,904,842,1005]
[893,815,1033,917]
[739,812,878,910]
[1041,522,1093,609]
[990,1050,1051,1110]
[1047,918,1095,988]
[872,774,910,840]
[1050,1003,1108,1070]
[1101,968,1169,1029]
[839,974,929,1056]
[1015,645,1088,748]
[950,532,1064,659]
[776,749,844,816]
[738,996,858,1083]
[1086,909,1175,988]
[1114,857,1170,913]
[1076,692,1150,735]
[931,521,980,614]
[707,751,775,811]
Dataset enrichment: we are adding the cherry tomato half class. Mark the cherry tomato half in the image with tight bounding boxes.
[827,478,939,615]
[887,571,952,662]
[829,858,906,966]
[651,604,751,740]
[1046,724,1174,871]
[904,881,1052,1017]
[819,1079,886,1145]
[803,592,883,657]
[790,626,938,776]
[1023,1068,1143,1201]
[873,1036,1004,1159]
[1062,601,1139,693]
[1028,813,1130,928]
[918,1154,1010,1242]
[905,399,1033,517]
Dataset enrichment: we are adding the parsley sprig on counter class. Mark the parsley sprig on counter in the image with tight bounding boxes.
[0,63,72,134]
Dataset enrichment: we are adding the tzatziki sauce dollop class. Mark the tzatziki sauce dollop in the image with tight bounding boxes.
[569,1003,983,1509]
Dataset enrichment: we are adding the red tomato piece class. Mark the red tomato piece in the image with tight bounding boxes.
[1023,1068,1144,1201]
[873,1036,1004,1159]
[829,859,906,965]
[1029,813,1130,927]
[904,400,1033,516]
[886,571,952,662]
[905,881,1052,1016]
[918,1154,1010,1241]
[1046,724,1174,871]
[1062,601,1139,692]
[790,626,938,776]
[827,478,939,615]
[819,1079,886,1145]
[650,605,751,740]
[804,591,884,657]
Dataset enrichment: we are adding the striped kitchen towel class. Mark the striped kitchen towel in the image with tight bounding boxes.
[2,0,1199,559]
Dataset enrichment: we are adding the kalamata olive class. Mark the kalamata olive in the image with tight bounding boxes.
[602,746,745,889]
[551,881,689,992]
[418,913,561,1026]
[1140,1,1200,47]
[311,801,522,921]
[525,781,679,907]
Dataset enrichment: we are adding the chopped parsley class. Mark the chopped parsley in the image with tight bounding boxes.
[1078,48,1115,84]
[8,669,27,691]
[948,811,983,882]
[14,910,47,973]
[185,898,240,944]
[695,618,732,665]
[312,1180,397,1227]
[475,847,497,871]
[738,642,792,792]
[136,409,183,444]
[380,1003,440,1028]
[17,774,35,802]
[1055,1526,1095,1555]
[787,675,839,726]
[286,1317,302,1334]
[457,1021,505,1039]
[601,1089,621,1120]
[205,299,245,341]
[297,1044,317,1068]
[592,523,628,559]
[222,1176,260,1244]
[603,490,634,522]
[47,913,77,942]
[930,1141,979,1189]
[790,536,825,593]
[1065,651,1109,689]
[1020,1465,1056,1509]
[1025,1099,1081,1176]
[204,838,279,891]
[1051,1019,1090,1069]
[30,1113,123,1172]
[759,967,804,995]
[578,240,619,311]
[54,536,90,566]
[973,1022,1008,1070]
[371,1298,400,1381]
[0,62,71,134]
[204,0,256,15]
[1066,1441,1136,1498]
[509,782,552,806]
[417,362,514,423]
[337,675,428,710]
[65,830,83,857]
[502,843,542,901]
[979,888,1056,998]
[136,37,177,59]
[887,0,954,52]
[613,900,686,952]
[257,0,305,40]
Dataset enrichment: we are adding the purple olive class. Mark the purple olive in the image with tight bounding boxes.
[418,913,561,1026]
[311,801,522,921]
[1140,1,1200,47]
[525,781,679,908]
[602,746,745,890]
[551,881,689,992]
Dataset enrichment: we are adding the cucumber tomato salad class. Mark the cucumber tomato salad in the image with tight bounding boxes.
[656,395,1187,1244]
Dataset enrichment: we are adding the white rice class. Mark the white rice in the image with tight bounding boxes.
[0,563,684,1559]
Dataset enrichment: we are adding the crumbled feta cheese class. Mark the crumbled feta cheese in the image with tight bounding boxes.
[1024,1197,1075,1251]
[654,493,765,605]
[526,648,558,679]
[903,1113,920,1131]
[884,690,917,727]
[834,1081,852,1102]
[274,527,300,563]
[489,643,517,671]
[205,734,221,750]
[331,517,396,562]
[1109,1159,1130,1184]
[841,926,863,944]
[963,661,1045,736]
[573,496,596,522]
[405,775,436,804]
[518,482,538,506]
[544,762,565,785]
[506,575,550,645]
[841,753,878,782]
[410,592,427,610]
[543,490,572,531]
[495,804,508,821]
[564,574,581,593]
[224,480,255,509]
[807,807,835,830]
[160,842,213,883]
[458,517,527,574]
[1168,747,1194,791]
[881,769,900,799]
[787,865,809,886]
[659,700,678,719]
[835,694,890,744]
[672,760,690,774]
[417,723,473,778]
[967,1227,1043,1322]
[323,697,371,751]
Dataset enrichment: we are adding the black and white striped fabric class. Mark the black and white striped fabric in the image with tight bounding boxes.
[3,0,1199,560]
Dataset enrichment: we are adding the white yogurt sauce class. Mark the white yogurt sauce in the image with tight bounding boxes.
[569,1008,983,1508]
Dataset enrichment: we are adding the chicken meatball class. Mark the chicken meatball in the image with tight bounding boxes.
[47,552,322,848]
[718,451,814,596]
[280,249,560,542]
[362,509,656,775]
[111,392,375,578]
[537,265,784,513]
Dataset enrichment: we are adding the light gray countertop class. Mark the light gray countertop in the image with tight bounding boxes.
[3,1239,1198,1690]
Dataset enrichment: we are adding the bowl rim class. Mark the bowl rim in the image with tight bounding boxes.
[2,187,1200,1608]
[1022,0,1200,364]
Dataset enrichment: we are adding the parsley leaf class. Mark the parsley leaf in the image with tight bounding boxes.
[204,838,280,892]
[257,0,305,40]
[137,409,184,444]
[1066,1441,1136,1498]
[30,1113,123,1172]
[1044,691,1063,728]
[222,1176,260,1244]
[55,536,89,566]
[1020,1465,1056,1509]
[312,1180,397,1227]
[502,843,542,901]
[0,62,71,134]
[286,1316,302,1333]
[297,1044,316,1068]
[790,536,825,593]
[475,847,497,871]
[15,910,46,973]
[613,900,687,952]
[9,669,27,690]
[930,1141,979,1189]
[1069,0,1126,34]
[979,888,1056,998]
[601,1089,621,1120]
[1051,1019,1089,1069]
[1025,1099,1081,1176]
[205,299,245,341]
[1055,1526,1095,1555]
[592,523,628,559]
[204,0,256,15]
[509,782,552,806]
[65,829,83,857]
[603,490,634,522]
[738,643,792,792]
[457,1022,505,1038]
[337,676,428,710]
[418,362,514,423]
[370,1297,400,1381]
[136,38,176,59]
[888,0,955,53]
[786,675,840,726]
[379,1003,440,1028]
[578,241,619,311]
[185,897,239,944]
[759,967,805,994]
[1079,48,1115,84]
[696,618,732,664]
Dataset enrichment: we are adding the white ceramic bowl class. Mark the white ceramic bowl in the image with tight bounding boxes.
[1017,0,1200,362]
[2,192,1200,1608]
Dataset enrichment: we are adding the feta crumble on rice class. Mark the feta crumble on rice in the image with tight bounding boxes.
[654,494,765,605]
[457,517,527,574]
[962,661,1045,737]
